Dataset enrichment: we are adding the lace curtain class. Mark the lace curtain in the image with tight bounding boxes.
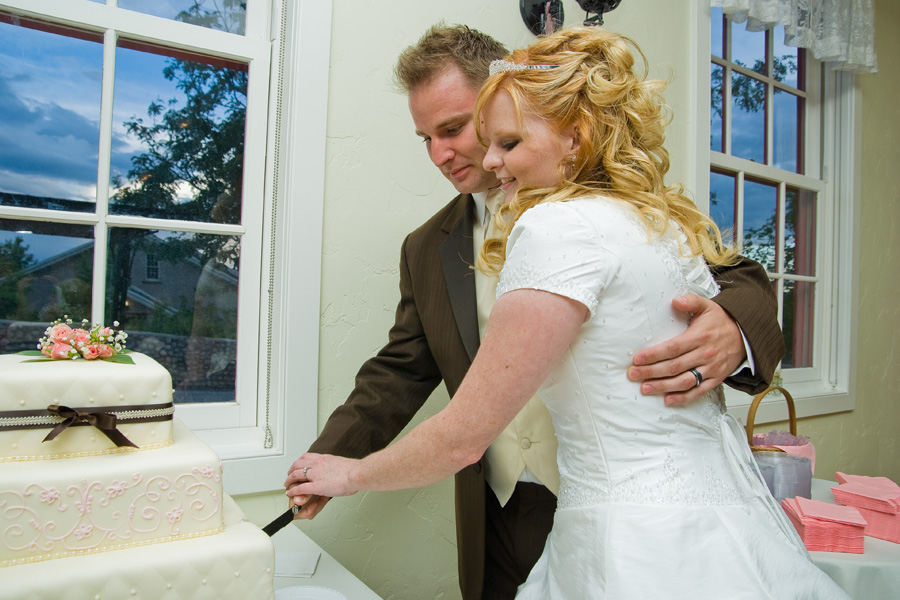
[710,0,878,73]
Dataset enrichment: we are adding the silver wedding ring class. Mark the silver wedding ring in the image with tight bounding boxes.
[690,368,703,388]
[302,466,309,477]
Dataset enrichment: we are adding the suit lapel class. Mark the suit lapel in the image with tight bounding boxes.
[439,195,480,363]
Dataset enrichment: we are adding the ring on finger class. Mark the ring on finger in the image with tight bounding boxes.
[302,466,309,478]
[689,368,703,388]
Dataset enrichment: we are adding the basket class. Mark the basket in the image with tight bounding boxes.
[745,386,796,452]
[744,386,814,501]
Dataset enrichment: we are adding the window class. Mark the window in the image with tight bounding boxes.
[145,254,159,281]
[0,0,329,493]
[701,6,858,422]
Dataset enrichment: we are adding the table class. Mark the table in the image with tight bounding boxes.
[272,524,382,599]
[808,478,900,599]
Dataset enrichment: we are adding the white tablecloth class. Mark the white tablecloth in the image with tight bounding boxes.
[809,478,900,599]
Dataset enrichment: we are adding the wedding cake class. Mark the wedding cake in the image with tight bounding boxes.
[0,331,275,599]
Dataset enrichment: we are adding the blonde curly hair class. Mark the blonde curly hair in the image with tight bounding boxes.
[474,27,737,273]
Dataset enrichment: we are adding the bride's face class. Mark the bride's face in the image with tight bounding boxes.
[480,91,577,197]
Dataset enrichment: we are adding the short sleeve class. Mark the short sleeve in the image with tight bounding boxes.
[497,202,610,318]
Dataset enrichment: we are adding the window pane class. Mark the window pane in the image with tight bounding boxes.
[785,188,816,276]
[0,219,94,353]
[111,41,247,224]
[731,72,766,163]
[711,8,724,58]
[742,179,778,272]
[105,228,239,404]
[0,15,102,210]
[710,63,724,152]
[773,26,799,88]
[773,89,801,173]
[117,0,246,35]
[710,171,736,244]
[730,20,765,74]
[782,280,815,368]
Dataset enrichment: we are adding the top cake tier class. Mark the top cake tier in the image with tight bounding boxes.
[0,352,174,461]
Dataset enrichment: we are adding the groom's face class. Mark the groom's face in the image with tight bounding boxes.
[408,65,499,195]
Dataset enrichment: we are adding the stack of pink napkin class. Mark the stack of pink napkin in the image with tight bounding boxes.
[831,472,900,543]
[781,496,866,553]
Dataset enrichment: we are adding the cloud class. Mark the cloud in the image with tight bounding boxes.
[0,75,134,199]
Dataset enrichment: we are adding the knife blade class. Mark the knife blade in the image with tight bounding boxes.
[263,503,300,537]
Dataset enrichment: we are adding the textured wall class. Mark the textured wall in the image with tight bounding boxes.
[235,1,900,598]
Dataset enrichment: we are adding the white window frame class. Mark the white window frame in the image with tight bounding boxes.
[0,0,329,494]
[690,1,859,426]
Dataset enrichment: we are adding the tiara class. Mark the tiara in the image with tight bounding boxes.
[489,59,558,76]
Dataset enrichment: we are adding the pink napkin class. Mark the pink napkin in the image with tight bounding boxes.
[782,497,866,553]
[831,472,900,543]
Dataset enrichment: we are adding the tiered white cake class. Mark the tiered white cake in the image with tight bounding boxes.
[0,352,275,599]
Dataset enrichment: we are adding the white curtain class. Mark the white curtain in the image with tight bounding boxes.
[710,0,878,73]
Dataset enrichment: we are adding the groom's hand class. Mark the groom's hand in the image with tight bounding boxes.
[627,294,745,405]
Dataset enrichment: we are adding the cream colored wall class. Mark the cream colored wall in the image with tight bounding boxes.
[235,1,900,598]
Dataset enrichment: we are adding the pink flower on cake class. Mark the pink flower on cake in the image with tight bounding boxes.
[40,488,60,504]
[48,323,73,344]
[198,465,217,479]
[21,316,134,364]
[76,497,92,515]
[80,344,102,360]
[167,507,183,523]
[74,524,93,539]
[46,342,75,360]
[107,481,127,499]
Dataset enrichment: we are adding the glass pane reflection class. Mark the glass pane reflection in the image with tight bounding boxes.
[117,0,246,35]
[710,171,736,245]
[742,180,778,272]
[785,188,816,276]
[0,219,94,354]
[111,41,247,224]
[0,14,102,209]
[782,280,815,368]
[105,228,239,404]
[711,8,724,59]
[773,27,800,88]
[774,89,802,173]
[731,19,766,75]
[731,72,765,164]
[710,63,724,153]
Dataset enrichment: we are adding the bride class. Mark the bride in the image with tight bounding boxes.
[285,27,849,599]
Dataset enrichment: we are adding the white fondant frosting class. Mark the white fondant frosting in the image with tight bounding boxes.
[0,420,223,566]
[0,352,174,460]
[2,495,275,599]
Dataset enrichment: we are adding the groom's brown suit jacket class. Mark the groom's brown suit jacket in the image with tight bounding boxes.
[309,192,784,600]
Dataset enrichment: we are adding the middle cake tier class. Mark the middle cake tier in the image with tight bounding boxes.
[0,419,223,567]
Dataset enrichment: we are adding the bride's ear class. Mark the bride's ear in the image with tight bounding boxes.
[564,124,581,154]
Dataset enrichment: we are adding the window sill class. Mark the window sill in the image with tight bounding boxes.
[725,385,854,429]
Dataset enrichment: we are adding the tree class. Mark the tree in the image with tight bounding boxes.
[0,236,35,318]
[107,40,247,332]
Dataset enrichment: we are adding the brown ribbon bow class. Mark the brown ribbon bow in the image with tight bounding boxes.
[43,404,138,448]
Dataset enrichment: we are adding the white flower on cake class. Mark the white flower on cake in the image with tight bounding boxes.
[18,316,134,365]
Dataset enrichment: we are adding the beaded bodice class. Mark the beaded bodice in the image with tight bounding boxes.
[498,198,745,511]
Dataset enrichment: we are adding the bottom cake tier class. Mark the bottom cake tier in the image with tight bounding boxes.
[1,495,275,600]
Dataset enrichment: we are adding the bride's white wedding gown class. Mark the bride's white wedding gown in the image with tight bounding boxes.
[498,198,848,599]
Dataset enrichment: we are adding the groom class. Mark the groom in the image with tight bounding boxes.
[293,24,784,600]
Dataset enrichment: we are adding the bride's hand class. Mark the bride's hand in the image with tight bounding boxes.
[285,453,360,502]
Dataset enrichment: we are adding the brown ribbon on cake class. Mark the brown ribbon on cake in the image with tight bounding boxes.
[44,404,138,448]
[0,402,174,449]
